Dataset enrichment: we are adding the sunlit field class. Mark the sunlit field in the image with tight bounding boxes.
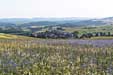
[0,35,112,75]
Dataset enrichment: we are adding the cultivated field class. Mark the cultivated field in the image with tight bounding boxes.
[0,35,113,75]
[64,25,113,34]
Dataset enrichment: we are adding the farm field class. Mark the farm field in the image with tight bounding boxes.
[0,34,113,75]
[64,25,113,34]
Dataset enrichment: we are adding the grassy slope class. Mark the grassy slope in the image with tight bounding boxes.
[0,33,33,39]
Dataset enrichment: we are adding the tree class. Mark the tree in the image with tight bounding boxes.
[72,31,79,38]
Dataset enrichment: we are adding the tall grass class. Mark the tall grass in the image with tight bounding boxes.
[0,38,112,75]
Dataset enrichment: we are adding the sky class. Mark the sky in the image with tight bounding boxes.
[0,0,113,18]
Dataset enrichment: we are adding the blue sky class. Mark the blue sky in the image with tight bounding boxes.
[0,0,113,18]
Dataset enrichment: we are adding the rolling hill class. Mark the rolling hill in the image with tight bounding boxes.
[0,17,113,27]
[18,17,113,27]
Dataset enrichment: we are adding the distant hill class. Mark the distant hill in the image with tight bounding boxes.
[0,17,113,27]
[0,17,91,25]
[0,18,32,24]
[20,19,107,27]
[0,22,16,26]
[21,21,58,27]
[97,17,113,24]
[57,20,106,27]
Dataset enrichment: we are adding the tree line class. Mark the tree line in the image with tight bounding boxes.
[30,30,113,39]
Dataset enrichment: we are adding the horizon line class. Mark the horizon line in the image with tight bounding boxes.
[0,16,110,19]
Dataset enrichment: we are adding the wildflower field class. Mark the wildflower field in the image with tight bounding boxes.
[0,36,113,75]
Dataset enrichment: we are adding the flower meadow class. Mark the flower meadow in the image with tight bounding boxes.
[0,39,113,75]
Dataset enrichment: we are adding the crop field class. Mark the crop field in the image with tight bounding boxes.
[64,25,113,34]
[0,36,112,75]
